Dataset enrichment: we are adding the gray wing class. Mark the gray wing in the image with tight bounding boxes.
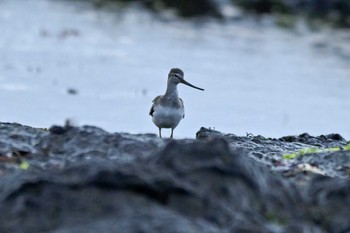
[149,96,161,116]
[179,98,185,118]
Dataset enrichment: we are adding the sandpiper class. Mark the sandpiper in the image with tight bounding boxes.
[149,68,204,138]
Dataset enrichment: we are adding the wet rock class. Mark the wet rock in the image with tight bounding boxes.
[0,123,47,154]
[197,127,349,178]
[39,124,164,164]
[0,128,296,232]
[305,175,350,233]
[0,123,350,232]
[66,88,78,95]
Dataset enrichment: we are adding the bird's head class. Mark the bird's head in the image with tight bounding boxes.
[168,68,204,91]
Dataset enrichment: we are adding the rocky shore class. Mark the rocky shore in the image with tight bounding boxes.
[0,122,350,233]
[92,0,350,27]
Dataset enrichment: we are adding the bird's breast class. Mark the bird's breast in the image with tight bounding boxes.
[152,105,184,129]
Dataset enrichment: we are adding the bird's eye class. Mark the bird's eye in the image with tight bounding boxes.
[174,74,182,79]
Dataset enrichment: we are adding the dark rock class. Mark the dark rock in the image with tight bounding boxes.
[49,125,71,135]
[87,0,350,27]
[305,175,350,233]
[196,127,350,178]
[280,135,297,142]
[0,122,47,158]
[231,0,350,27]
[66,88,78,95]
[325,133,344,141]
[0,123,350,232]
[233,0,294,14]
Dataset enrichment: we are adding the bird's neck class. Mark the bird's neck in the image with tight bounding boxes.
[164,82,178,98]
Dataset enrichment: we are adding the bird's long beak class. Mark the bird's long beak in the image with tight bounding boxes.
[181,79,204,91]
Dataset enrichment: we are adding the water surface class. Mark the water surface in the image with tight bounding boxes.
[0,0,349,139]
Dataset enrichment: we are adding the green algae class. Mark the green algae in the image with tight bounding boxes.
[283,143,350,160]
[19,161,30,170]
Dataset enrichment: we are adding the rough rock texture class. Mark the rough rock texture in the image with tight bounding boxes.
[197,127,350,178]
[0,123,350,233]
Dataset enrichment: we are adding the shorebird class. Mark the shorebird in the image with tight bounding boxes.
[149,68,204,138]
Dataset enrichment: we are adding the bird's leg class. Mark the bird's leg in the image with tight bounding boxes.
[170,128,174,139]
[158,128,162,138]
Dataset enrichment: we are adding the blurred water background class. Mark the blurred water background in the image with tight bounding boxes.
[0,0,349,138]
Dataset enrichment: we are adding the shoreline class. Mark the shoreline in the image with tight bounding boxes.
[88,0,350,28]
